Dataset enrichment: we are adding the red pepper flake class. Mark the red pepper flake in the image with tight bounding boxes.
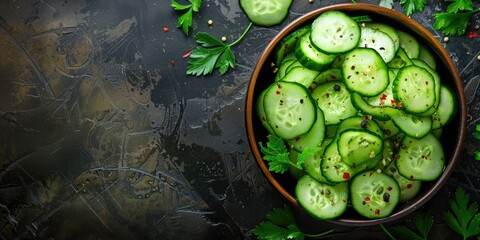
[182,49,192,58]
[375,209,380,215]
[369,172,374,176]
[276,91,281,95]
[410,175,414,180]
[295,137,301,142]
[469,31,479,39]
[170,60,175,66]
[308,86,314,92]
[426,81,429,85]
[407,183,413,189]
[391,99,403,108]
[364,196,371,202]
[379,93,387,105]
[163,26,169,32]
[387,186,393,191]
[342,172,350,180]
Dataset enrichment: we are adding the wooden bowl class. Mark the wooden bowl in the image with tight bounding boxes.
[245,3,467,226]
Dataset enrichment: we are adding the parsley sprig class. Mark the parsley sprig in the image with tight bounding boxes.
[187,22,253,76]
[382,211,433,240]
[252,205,334,240]
[474,124,480,160]
[258,134,320,174]
[443,187,480,239]
[400,0,428,16]
[434,0,480,36]
[171,0,203,35]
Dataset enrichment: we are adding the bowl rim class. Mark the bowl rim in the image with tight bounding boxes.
[245,3,467,226]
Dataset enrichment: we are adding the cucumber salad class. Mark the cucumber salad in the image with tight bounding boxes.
[256,10,457,220]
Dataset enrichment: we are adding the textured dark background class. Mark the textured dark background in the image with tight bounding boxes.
[0,0,479,239]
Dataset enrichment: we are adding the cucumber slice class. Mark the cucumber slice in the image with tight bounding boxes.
[287,107,326,152]
[239,0,293,27]
[351,92,390,121]
[275,25,311,66]
[263,81,317,140]
[384,161,422,203]
[350,171,400,218]
[431,85,457,129]
[303,138,332,184]
[281,66,319,88]
[256,88,275,134]
[310,11,361,54]
[342,48,389,97]
[393,65,436,114]
[358,26,396,63]
[412,59,441,117]
[418,44,436,70]
[396,133,445,181]
[385,108,432,139]
[365,22,400,52]
[275,59,295,82]
[296,175,349,220]
[397,30,420,59]
[337,129,383,167]
[311,81,357,125]
[295,31,337,71]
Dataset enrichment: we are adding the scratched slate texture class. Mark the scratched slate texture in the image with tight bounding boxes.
[0,0,478,239]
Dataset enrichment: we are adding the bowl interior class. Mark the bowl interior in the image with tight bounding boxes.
[245,3,466,226]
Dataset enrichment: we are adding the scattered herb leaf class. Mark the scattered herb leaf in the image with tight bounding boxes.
[171,0,203,35]
[474,124,480,160]
[383,211,433,240]
[187,22,252,76]
[445,0,474,13]
[379,0,395,9]
[434,9,480,36]
[258,134,320,174]
[253,205,334,240]
[443,187,480,239]
[399,0,428,16]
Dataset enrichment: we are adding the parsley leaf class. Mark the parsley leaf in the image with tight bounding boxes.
[187,22,252,76]
[257,134,321,174]
[253,205,334,240]
[171,0,203,35]
[443,187,480,239]
[258,134,292,174]
[379,0,395,9]
[446,0,474,13]
[399,0,427,16]
[385,211,433,240]
[434,9,480,36]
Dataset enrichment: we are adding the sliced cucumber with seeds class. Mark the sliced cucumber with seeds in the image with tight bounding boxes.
[295,31,337,71]
[385,108,432,139]
[240,0,293,27]
[431,85,457,129]
[350,171,400,218]
[351,92,390,121]
[358,26,396,63]
[303,138,332,184]
[311,10,361,54]
[385,161,422,203]
[412,59,441,117]
[275,25,311,66]
[398,30,420,59]
[337,129,384,167]
[275,59,295,82]
[311,81,357,125]
[365,22,400,52]
[396,133,445,181]
[342,48,389,97]
[296,175,348,220]
[281,66,319,88]
[287,106,325,152]
[393,65,436,114]
[263,81,317,140]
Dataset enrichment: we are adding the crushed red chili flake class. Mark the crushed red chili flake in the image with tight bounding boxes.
[170,60,175,66]
[182,49,192,58]
[410,175,414,180]
[375,209,380,215]
[276,91,281,95]
[469,32,479,39]
[364,196,371,202]
[343,172,350,180]
[261,116,267,122]
[407,183,413,189]
[387,186,393,191]
[163,26,169,32]
[379,93,387,105]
